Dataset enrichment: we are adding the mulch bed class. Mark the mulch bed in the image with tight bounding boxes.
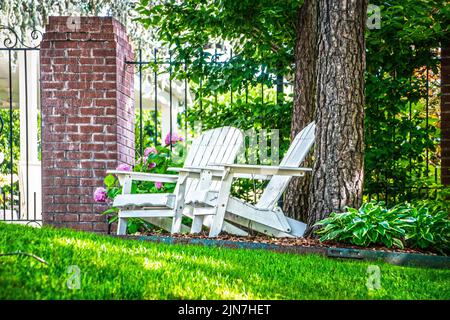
[131,230,441,256]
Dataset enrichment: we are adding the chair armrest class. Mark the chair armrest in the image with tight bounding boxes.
[107,170,179,183]
[167,167,227,180]
[208,164,312,177]
[168,167,200,173]
[168,166,273,180]
[169,166,225,174]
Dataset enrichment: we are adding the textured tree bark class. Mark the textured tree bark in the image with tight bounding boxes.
[283,0,319,222]
[306,0,367,233]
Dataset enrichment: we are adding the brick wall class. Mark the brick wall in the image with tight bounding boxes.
[442,45,450,185]
[40,17,134,232]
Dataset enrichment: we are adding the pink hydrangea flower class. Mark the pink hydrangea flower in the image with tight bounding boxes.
[155,181,163,190]
[164,132,184,146]
[94,187,107,202]
[116,163,132,172]
[144,147,157,157]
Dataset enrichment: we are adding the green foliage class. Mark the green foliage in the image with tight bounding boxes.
[315,201,450,253]
[410,187,450,215]
[188,84,292,141]
[133,145,181,194]
[100,141,185,233]
[0,109,20,175]
[364,0,449,201]
[134,0,450,203]
[135,0,301,80]
[185,86,290,203]
[0,109,20,208]
[1,222,450,299]
[135,109,161,157]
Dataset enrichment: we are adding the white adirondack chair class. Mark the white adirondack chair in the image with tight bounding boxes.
[108,126,245,235]
[173,122,315,238]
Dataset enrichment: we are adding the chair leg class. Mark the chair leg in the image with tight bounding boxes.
[191,212,204,234]
[172,201,185,234]
[171,172,187,234]
[117,217,127,235]
[171,212,183,234]
[209,173,233,237]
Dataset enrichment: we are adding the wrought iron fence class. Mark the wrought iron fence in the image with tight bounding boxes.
[364,62,442,206]
[126,47,292,204]
[0,26,42,226]
[0,28,443,226]
[127,46,443,206]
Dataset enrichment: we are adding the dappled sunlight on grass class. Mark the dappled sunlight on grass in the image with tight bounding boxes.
[45,233,255,299]
[1,223,449,299]
[54,236,234,270]
[143,257,164,270]
[214,286,254,300]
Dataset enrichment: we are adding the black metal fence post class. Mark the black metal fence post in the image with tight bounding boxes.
[0,27,42,225]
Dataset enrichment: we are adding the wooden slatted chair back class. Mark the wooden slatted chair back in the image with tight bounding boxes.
[255,122,315,210]
[182,126,244,195]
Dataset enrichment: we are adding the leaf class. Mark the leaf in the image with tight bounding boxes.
[352,228,365,239]
[104,174,116,188]
[377,225,386,236]
[108,215,118,223]
[106,188,120,200]
[347,207,359,214]
[327,229,345,240]
[380,221,390,229]
[368,230,379,243]
[392,238,404,249]
[127,222,139,234]
[102,207,119,215]
[423,233,434,242]
[381,237,393,248]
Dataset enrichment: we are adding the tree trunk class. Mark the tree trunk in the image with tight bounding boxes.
[283,0,319,222]
[306,0,367,234]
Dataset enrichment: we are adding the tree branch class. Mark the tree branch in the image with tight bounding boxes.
[0,251,48,265]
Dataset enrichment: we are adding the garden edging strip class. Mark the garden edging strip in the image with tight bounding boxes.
[115,235,450,269]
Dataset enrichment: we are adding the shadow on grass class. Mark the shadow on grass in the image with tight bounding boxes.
[1,223,449,299]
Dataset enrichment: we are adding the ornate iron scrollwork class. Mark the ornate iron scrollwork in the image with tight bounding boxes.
[0,25,42,49]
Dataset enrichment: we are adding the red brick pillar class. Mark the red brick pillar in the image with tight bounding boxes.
[40,17,134,232]
[442,45,450,185]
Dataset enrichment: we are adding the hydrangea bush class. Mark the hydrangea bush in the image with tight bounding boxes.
[94,133,185,233]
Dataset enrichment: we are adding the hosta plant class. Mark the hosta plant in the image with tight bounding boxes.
[314,201,450,254]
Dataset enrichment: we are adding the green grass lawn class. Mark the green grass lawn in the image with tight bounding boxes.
[0,222,449,300]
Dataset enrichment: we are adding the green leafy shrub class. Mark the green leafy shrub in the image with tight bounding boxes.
[409,187,450,216]
[314,201,450,254]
